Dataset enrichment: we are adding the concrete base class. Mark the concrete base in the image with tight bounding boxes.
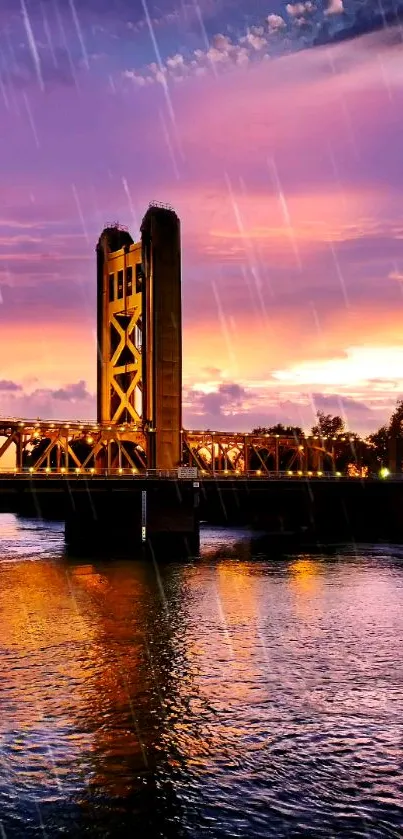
[64,478,199,557]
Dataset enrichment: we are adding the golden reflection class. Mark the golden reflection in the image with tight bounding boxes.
[0,557,184,805]
[288,557,323,619]
[184,560,268,712]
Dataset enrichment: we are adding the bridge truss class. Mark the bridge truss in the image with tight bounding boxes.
[0,419,370,476]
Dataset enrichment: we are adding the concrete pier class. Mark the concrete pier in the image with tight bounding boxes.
[0,477,200,558]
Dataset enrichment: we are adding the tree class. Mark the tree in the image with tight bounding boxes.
[367,426,388,466]
[252,424,302,436]
[389,398,403,435]
[311,411,345,437]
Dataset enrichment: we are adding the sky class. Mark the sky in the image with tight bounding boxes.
[0,0,403,434]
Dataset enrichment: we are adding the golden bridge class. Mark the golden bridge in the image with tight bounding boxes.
[0,202,371,479]
[0,416,369,478]
[0,203,396,553]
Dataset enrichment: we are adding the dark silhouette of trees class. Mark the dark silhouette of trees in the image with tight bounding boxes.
[311,411,345,437]
[366,426,388,467]
[389,398,403,435]
[252,424,302,436]
[366,398,403,468]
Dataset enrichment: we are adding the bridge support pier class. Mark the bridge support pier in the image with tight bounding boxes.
[64,479,199,558]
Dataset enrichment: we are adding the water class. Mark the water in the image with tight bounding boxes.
[1,514,403,838]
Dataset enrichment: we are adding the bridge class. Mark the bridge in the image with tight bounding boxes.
[0,203,399,553]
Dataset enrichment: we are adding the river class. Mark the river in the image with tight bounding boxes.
[0,513,403,838]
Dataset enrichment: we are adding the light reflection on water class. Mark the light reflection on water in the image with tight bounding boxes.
[1,513,403,838]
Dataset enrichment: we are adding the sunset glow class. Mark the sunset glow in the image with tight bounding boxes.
[0,2,402,434]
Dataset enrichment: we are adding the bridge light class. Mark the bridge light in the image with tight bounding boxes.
[288,470,293,476]
[317,471,323,477]
[298,470,303,476]
[90,468,95,474]
[336,471,341,477]
[298,445,304,451]
[118,467,123,474]
[61,467,66,474]
[307,471,313,476]
[75,468,80,474]
[332,436,337,440]
[108,426,112,431]
[29,467,34,473]
[45,467,50,473]
[379,467,390,479]
[313,435,318,440]
[340,437,346,442]
[256,469,262,476]
[86,436,93,444]
[132,468,137,475]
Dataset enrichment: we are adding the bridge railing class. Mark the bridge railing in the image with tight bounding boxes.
[0,466,391,479]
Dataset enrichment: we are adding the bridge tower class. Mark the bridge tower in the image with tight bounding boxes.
[96,204,182,469]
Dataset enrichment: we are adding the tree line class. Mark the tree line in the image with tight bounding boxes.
[252,398,403,468]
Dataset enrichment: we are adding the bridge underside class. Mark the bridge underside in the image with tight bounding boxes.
[0,419,371,476]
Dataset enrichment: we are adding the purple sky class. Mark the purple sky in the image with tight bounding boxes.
[0,0,403,433]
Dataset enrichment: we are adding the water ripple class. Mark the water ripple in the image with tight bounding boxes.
[0,515,403,837]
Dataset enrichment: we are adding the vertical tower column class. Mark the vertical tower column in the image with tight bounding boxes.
[96,225,143,425]
[141,206,182,470]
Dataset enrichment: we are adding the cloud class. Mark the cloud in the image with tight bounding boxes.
[314,0,403,46]
[124,0,403,86]
[0,379,95,421]
[312,392,373,413]
[2,46,80,89]
[240,27,267,52]
[325,0,344,16]
[0,380,22,392]
[286,2,315,20]
[183,380,386,435]
[194,382,247,417]
[267,14,287,32]
[311,392,375,430]
[51,380,91,401]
